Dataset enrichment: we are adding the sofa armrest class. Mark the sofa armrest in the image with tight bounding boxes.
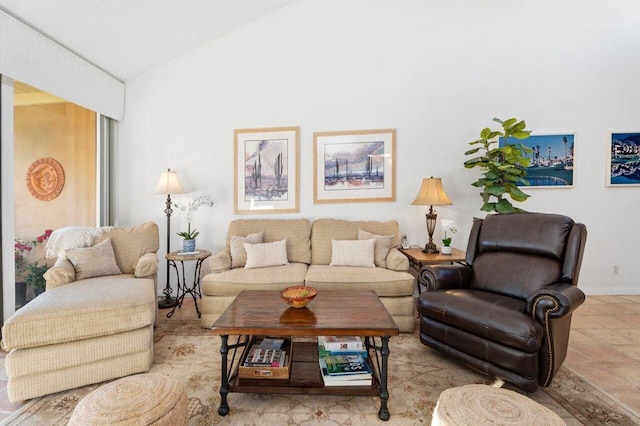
[385,248,409,271]
[209,248,232,272]
[419,264,473,291]
[525,283,586,319]
[44,258,75,290]
[134,252,158,278]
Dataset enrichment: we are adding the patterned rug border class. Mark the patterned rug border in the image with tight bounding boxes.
[4,319,640,425]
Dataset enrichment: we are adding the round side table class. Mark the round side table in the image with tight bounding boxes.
[165,249,211,318]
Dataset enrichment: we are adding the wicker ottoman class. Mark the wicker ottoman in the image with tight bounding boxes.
[432,384,565,426]
[68,373,188,425]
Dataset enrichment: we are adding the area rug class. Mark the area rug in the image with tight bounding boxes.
[4,319,640,425]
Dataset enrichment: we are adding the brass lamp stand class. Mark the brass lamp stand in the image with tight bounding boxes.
[411,177,453,254]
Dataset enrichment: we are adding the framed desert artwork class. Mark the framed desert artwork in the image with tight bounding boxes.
[234,127,299,214]
[607,132,640,186]
[499,134,575,188]
[314,129,396,203]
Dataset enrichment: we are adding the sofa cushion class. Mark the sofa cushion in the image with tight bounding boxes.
[311,219,402,265]
[244,239,289,269]
[2,278,155,350]
[305,265,415,297]
[202,263,308,296]
[329,239,376,268]
[358,229,394,267]
[230,231,264,268]
[66,238,122,280]
[98,222,159,274]
[227,219,311,264]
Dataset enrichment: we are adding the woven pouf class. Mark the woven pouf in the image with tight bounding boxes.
[432,384,565,426]
[68,373,188,426]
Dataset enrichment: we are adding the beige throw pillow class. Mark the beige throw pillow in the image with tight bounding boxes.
[66,238,122,280]
[329,239,376,268]
[230,231,264,268]
[358,229,394,267]
[243,239,289,269]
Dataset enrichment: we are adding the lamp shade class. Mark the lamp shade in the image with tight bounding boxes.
[154,168,187,195]
[411,177,453,206]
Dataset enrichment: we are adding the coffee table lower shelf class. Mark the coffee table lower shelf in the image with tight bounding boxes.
[229,341,380,396]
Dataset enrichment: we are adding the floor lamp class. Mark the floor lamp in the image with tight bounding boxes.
[411,177,452,253]
[155,168,187,308]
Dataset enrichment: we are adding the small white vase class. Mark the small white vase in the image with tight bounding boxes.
[441,245,452,255]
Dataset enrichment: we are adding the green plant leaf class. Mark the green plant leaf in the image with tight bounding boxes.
[480,127,492,139]
[464,147,482,155]
[486,185,506,196]
[511,130,531,139]
[495,199,515,213]
[502,118,517,129]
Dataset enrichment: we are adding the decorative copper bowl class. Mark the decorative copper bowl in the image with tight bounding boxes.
[280,285,317,308]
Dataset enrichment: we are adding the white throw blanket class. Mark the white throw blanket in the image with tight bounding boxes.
[45,226,114,259]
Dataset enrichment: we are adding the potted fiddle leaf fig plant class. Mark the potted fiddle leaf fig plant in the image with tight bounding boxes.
[464,117,533,213]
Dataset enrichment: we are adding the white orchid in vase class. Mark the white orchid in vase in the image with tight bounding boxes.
[173,194,215,241]
[441,219,458,248]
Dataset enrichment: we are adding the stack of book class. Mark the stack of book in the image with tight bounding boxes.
[318,336,372,386]
[243,338,287,368]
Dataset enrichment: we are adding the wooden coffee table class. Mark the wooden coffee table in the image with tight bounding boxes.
[211,289,400,421]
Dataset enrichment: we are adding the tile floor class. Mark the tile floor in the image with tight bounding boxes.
[0,294,638,422]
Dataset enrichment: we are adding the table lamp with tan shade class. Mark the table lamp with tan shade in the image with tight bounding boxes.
[155,168,187,308]
[411,177,452,253]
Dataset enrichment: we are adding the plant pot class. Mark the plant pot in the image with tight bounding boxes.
[183,239,196,253]
[15,281,27,307]
[441,246,452,255]
[31,285,45,297]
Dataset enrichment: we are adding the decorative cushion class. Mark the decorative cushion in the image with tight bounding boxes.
[244,239,289,269]
[230,231,264,268]
[358,229,394,267]
[101,222,159,274]
[66,238,122,280]
[329,239,376,268]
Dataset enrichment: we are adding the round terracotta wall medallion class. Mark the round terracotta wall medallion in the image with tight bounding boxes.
[26,157,65,201]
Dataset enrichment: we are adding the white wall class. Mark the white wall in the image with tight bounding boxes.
[117,0,640,296]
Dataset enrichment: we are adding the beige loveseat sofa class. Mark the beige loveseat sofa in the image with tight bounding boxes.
[200,218,416,332]
[1,222,159,402]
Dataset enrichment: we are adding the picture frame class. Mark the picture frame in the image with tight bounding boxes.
[313,129,395,203]
[234,126,299,214]
[499,134,575,188]
[607,132,640,186]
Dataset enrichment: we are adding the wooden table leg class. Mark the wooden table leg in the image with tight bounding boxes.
[218,334,230,416]
[378,336,391,421]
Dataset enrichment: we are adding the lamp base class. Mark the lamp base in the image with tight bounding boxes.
[422,242,439,254]
[158,296,177,309]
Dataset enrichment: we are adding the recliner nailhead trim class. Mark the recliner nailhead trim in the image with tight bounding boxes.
[531,295,560,387]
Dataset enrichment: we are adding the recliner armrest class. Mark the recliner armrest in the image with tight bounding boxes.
[44,258,76,290]
[134,253,158,278]
[526,283,586,319]
[419,264,473,291]
[385,248,409,271]
[209,248,232,272]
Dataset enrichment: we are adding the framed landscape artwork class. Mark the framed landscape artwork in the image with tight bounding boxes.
[234,127,299,214]
[607,132,640,186]
[313,129,395,203]
[499,134,575,188]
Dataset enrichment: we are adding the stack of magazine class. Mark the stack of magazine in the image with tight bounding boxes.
[318,336,372,386]
[243,338,287,368]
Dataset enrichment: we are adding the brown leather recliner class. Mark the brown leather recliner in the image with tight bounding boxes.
[417,212,587,392]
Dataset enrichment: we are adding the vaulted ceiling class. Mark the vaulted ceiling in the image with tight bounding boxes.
[0,0,298,81]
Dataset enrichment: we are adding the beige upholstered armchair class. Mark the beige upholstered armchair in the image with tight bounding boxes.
[1,222,159,402]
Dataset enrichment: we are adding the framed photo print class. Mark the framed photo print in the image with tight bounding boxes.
[314,129,395,203]
[234,126,299,214]
[499,134,575,188]
[607,132,640,186]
